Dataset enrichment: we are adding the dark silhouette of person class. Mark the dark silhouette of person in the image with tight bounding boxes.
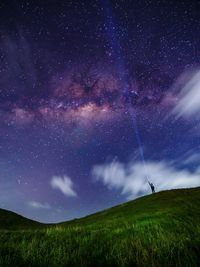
[148,181,155,193]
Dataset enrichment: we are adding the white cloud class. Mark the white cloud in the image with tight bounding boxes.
[92,158,200,199]
[50,175,77,197]
[28,201,51,209]
[173,70,200,118]
[181,152,200,166]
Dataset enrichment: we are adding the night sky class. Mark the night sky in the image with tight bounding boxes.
[0,0,200,223]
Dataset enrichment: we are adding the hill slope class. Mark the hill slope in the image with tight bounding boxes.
[0,187,200,267]
[59,187,200,228]
[0,208,42,229]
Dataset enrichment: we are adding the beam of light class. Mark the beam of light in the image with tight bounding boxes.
[102,0,148,176]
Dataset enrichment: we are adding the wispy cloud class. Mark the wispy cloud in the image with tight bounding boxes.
[50,175,77,197]
[28,201,51,209]
[92,157,200,199]
[173,70,200,118]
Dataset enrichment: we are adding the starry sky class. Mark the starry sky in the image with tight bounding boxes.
[0,0,200,223]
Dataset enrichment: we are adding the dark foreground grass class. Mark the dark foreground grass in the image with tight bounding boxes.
[0,187,200,267]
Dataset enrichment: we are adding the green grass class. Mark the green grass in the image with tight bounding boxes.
[0,187,200,266]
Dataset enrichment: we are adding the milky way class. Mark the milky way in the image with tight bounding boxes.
[0,0,200,222]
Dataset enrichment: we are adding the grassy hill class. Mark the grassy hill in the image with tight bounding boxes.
[0,187,200,266]
[0,208,42,230]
